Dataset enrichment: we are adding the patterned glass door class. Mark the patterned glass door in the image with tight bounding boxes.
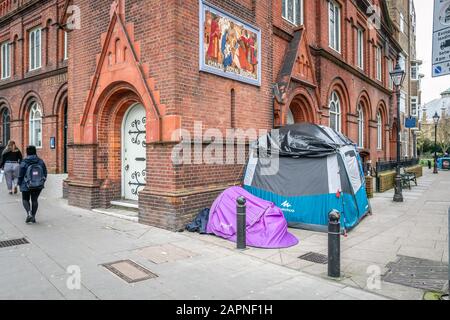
[122,104,146,201]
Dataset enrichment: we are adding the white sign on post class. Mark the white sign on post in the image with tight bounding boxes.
[432,0,450,77]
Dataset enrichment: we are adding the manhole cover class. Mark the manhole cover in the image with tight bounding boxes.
[382,255,448,292]
[101,260,158,283]
[299,252,328,264]
[0,238,29,248]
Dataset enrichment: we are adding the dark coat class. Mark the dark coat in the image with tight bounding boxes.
[18,155,47,192]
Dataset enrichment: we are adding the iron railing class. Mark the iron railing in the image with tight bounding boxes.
[376,158,419,173]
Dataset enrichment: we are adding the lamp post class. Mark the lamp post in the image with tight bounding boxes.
[433,111,440,174]
[390,60,406,203]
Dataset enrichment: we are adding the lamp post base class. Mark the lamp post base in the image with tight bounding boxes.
[393,170,403,203]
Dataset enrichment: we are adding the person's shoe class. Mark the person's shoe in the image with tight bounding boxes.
[26,214,33,224]
[14,187,17,194]
[30,215,36,224]
[8,191,13,195]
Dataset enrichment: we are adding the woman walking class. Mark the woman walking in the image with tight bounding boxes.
[0,140,23,195]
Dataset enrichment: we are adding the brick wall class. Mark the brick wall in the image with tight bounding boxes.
[0,0,68,173]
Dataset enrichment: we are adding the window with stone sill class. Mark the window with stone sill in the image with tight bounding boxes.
[29,103,42,148]
[282,0,303,26]
[1,42,11,79]
[29,27,42,71]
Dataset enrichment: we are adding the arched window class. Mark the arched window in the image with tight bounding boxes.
[29,103,42,148]
[377,111,382,150]
[329,91,341,132]
[357,104,364,148]
[1,108,10,146]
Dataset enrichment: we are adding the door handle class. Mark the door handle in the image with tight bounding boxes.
[125,165,129,171]
[135,158,146,162]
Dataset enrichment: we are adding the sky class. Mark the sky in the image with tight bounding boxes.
[414,0,450,104]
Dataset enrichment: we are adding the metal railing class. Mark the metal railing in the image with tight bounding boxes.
[376,158,419,173]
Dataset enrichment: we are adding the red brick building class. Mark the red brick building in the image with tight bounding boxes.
[0,0,69,173]
[2,0,402,230]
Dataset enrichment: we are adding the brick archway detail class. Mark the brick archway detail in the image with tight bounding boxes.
[74,0,180,146]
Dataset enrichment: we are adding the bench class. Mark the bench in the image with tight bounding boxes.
[400,167,417,190]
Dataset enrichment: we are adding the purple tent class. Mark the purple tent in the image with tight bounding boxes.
[206,186,298,248]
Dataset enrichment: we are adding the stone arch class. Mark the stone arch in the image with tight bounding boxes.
[0,99,11,147]
[20,92,44,150]
[94,81,146,205]
[327,77,351,134]
[356,91,372,151]
[53,83,69,173]
[284,86,318,125]
[376,100,389,158]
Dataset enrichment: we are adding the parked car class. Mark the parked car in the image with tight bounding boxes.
[441,39,450,50]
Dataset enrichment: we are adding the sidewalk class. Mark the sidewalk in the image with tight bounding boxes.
[186,169,450,300]
[0,176,386,300]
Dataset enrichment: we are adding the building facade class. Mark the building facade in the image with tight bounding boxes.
[386,0,422,158]
[0,0,69,173]
[2,0,405,230]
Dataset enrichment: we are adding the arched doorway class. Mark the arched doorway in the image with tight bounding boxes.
[63,99,68,173]
[0,108,10,147]
[121,103,146,201]
[286,94,315,124]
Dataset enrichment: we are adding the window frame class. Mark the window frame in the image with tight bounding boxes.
[328,0,341,53]
[64,31,68,61]
[29,27,42,71]
[1,42,11,79]
[388,59,394,90]
[329,91,342,133]
[399,12,404,33]
[29,103,43,148]
[377,111,383,150]
[282,0,304,26]
[410,96,418,117]
[356,27,364,70]
[357,104,364,148]
[411,63,419,80]
[376,46,382,81]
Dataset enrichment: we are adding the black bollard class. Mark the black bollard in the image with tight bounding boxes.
[236,196,247,250]
[328,209,341,278]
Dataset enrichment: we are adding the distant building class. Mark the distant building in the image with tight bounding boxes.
[419,88,450,145]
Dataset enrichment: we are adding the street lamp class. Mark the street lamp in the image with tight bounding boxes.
[433,111,440,174]
[390,60,406,202]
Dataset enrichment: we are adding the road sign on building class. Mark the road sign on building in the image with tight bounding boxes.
[432,0,450,77]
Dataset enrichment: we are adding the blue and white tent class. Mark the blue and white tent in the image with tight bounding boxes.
[243,123,370,232]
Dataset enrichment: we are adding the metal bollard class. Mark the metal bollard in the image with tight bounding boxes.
[236,197,247,250]
[328,210,341,278]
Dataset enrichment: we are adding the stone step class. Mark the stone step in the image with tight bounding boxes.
[110,200,139,211]
[92,208,138,222]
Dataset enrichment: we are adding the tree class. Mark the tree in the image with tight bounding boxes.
[437,117,450,155]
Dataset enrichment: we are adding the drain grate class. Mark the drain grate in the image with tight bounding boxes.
[0,238,29,248]
[299,252,328,264]
[102,260,158,283]
[382,255,448,292]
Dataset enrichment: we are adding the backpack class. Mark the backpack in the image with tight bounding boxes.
[25,163,46,190]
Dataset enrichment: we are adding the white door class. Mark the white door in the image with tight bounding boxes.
[122,104,147,201]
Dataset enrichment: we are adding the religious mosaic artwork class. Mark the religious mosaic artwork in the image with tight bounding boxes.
[199,1,261,86]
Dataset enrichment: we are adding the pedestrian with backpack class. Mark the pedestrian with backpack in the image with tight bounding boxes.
[18,145,47,224]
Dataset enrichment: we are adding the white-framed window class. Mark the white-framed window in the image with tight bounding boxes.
[376,46,382,81]
[282,0,303,26]
[329,91,341,132]
[411,62,419,80]
[357,104,364,148]
[388,59,393,90]
[410,96,418,116]
[328,0,341,53]
[356,28,364,69]
[399,12,404,33]
[399,54,406,71]
[400,91,406,113]
[29,27,42,71]
[377,111,383,150]
[1,42,11,79]
[29,103,42,148]
[64,31,68,60]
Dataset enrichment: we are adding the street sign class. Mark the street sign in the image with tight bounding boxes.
[432,0,450,77]
[405,117,417,129]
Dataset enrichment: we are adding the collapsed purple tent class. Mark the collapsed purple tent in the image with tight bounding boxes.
[206,186,298,248]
